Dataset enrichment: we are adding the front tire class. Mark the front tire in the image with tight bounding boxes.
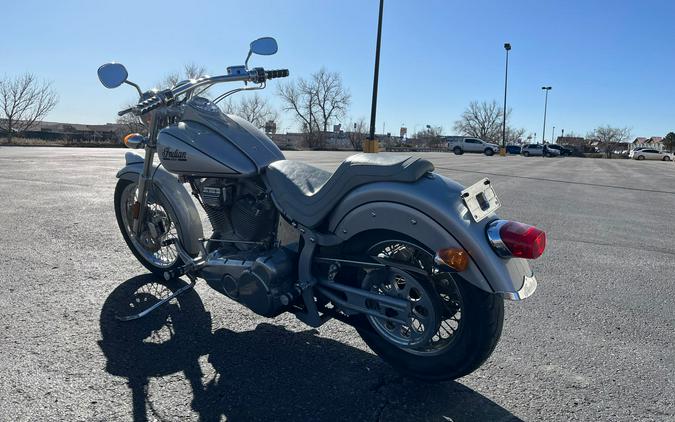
[637,155,645,160]
[484,148,494,156]
[114,179,185,275]
[523,151,530,157]
[453,147,463,155]
[663,156,671,161]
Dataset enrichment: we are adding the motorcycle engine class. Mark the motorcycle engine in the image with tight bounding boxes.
[200,248,297,318]
[197,178,277,250]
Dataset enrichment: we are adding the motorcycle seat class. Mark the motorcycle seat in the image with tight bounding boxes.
[264,153,434,228]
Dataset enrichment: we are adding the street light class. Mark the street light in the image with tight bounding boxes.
[552,126,556,143]
[501,43,511,155]
[541,86,552,144]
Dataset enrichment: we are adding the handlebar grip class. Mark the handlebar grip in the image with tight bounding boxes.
[118,107,134,116]
[265,69,289,80]
[138,99,162,115]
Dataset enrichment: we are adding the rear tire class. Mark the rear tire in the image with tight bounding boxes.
[453,147,463,155]
[356,279,503,381]
[663,156,671,161]
[338,233,504,381]
[523,151,530,157]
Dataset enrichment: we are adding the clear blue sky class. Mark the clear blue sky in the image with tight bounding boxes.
[3,0,674,139]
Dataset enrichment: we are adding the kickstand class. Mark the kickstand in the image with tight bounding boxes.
[115,274,197,322]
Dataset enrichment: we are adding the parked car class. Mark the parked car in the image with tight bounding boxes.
[521,144,560,157]
[446,136,500,156]
[631,149,673,161]
[545,144,572,156]
[628,147,649,159]
[506,145,522,154]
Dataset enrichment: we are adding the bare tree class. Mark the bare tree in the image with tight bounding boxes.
[115,112,146,141]
[277,68,350,149]
[587,125,631,158]
[162,63,208,88]
[414,125,444,148]
[453,101,503,143]
[505,127,526,144]
[233,93,278,129]
[0,73,58,143]
[346,118,368,150]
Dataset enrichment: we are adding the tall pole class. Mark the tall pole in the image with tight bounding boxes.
[552,126,555,143]
[541,86,552,143]
[502,43,511,154]
[367,0,384,152]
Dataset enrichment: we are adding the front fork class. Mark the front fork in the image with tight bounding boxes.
[132,118,159,236]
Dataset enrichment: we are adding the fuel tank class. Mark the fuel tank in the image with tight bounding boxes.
[157,97,284,177]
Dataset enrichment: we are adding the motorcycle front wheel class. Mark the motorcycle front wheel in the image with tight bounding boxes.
[114,179,185,275]
[346,235,504,381]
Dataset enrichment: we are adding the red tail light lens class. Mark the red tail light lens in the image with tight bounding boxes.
[487,220,546,259]
[500,221,546,259]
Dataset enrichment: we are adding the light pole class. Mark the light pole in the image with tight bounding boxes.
[541,86,552,144]
[366,0,384,153]
[501,43,511,156]
[552,126,555,143]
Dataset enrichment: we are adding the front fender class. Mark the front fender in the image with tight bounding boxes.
[116,152,204,256]
[328,173,535,299]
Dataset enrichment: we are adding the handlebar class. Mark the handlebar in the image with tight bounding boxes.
[118,67,289,117]
[266,69,289,80]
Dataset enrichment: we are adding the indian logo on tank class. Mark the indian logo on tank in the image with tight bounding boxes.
[162,148,187,161]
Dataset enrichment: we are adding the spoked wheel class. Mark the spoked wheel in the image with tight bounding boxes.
[114,179,184,275]
[353,238,504,381]
[363,267,442,348]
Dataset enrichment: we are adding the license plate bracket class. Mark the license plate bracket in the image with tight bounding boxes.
[461,178,501,223]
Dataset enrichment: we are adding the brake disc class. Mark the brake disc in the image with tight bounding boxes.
[362,267,441,348]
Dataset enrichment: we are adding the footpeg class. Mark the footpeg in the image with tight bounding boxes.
[163,258,205,281]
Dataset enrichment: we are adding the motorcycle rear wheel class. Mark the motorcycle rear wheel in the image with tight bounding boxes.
[346,235,504,381]
[114,179,185,275]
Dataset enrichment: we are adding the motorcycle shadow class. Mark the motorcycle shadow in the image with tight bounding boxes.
[99,274,522,422]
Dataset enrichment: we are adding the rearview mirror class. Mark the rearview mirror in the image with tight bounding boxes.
[97,63,128,89]
[250,37,278,56]
[245,37,278,68]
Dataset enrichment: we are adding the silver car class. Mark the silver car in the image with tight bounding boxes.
[521,144,559,157]
[632,148,673,161]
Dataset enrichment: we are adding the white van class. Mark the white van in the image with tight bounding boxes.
[446,136,500,156]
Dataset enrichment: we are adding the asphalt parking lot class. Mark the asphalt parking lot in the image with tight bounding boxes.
[1,147,674,421]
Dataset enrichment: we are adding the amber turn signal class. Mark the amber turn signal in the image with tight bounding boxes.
[434,247,469,272]
[123,133,145,149]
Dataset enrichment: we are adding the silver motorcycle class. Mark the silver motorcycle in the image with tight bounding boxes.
[98,37,546,381]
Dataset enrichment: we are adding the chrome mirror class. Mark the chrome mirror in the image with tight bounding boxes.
[97,63,128,89]
[250,37,278,56]
[245,37,278,67]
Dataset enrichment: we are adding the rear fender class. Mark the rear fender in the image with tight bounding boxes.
[116,152,204,256]
[328,173,535,299]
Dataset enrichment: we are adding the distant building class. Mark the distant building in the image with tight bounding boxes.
[3,120,125,143]
[632,136,663,150]
[647,136,663,147]
[556,136,586,147]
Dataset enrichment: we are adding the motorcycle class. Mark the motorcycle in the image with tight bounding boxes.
[97,37,546,381]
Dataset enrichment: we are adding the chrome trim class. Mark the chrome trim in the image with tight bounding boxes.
[486,219,511,257]
[502,273,537,300]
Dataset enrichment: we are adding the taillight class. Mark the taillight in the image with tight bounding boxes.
[487,220,546,259]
